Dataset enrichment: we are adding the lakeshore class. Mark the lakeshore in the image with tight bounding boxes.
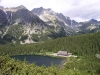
[10,51,77,67]
[45,52,77,58]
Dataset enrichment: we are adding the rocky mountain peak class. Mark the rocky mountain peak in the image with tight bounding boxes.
[34,7,52,11]
[4,5,26,12]
[66,17,71,20]
[56,13,68,24]
[89,19,98,24]
[32,7,44,15]
[32,7,54,16]
[46,8,52,11]
[16,5,26,9]
[39,7,44,10]
[0,6,4,10]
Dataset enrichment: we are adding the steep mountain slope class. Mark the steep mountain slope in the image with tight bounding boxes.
[0,6,77,44]
[0,9,8,38]
[78,19,100,33]
[32,7,77,35]
[2,6,53,44]
[0,9,8,25]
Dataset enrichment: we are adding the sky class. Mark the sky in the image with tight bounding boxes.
[0,0,100,22]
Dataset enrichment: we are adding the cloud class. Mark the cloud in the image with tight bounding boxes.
[63,0,100,21]
[0,0,100,22]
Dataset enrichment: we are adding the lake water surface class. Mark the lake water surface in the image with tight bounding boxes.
[11,55,65,67]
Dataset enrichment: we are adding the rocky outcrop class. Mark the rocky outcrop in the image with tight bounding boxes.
[0,6,4,10]
[32,7,76,35]
[4,5,26,12]
[0,9,8,25]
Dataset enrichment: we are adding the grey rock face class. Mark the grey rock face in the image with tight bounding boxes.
[0,9,8,25]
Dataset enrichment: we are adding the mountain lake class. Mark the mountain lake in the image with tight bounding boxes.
[10,55,65,67]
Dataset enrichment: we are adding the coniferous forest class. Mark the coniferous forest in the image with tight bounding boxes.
[0,32,100,75]
[0,32,100,56]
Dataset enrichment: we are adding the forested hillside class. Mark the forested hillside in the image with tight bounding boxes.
[0,32,100,56]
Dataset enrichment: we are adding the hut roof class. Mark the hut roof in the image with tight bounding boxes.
[57,51,67,56]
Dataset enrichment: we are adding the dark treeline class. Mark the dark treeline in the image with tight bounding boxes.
[0,32,100,56]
